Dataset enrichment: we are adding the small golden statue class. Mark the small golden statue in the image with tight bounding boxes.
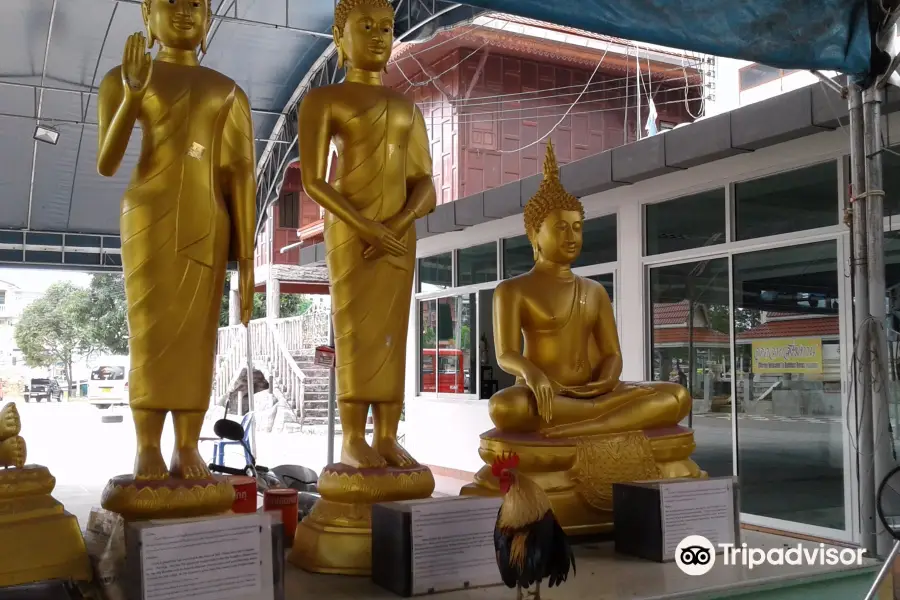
[0,403,92,588]
[95,0,254,519]
[460,142,704,534]
[289,0,437,575]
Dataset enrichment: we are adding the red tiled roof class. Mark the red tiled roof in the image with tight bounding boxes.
[654,327,729,345]
[653,300,691,326]
[737,316,839,340]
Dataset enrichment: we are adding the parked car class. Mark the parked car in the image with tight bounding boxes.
[25,378,62,403]
[87,363,129,410]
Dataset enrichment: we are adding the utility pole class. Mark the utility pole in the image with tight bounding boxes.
[849,82,877,557]
[863,85,893,557]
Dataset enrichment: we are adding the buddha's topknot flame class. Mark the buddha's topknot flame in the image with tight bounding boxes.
[491,451,520,477]
[334,0,394,34]
[522,140,585,246]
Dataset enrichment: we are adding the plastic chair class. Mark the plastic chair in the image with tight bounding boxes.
[211,412,254,467]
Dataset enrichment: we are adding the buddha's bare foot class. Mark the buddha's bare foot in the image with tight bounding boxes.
[341,437,387,469]
[170,447,211,480]
[373,437,418,468]
[134,447,169,480]
[0,435,26,468]
[0,403,21,439]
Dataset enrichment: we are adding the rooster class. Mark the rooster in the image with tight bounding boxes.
[493,452,575,600]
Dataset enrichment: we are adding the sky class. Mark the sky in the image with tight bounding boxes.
[0,268,91,293]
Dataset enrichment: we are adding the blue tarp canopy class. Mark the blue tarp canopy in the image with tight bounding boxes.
[0,0,893,260]
[465,0,885,77]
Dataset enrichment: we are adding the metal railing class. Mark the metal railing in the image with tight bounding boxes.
[213,306,331,427]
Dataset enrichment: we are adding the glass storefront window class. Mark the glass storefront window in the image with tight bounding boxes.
[418,252,452,292]
[418,300,437,393]
[645,189,726,256]
[732,240,844,530]
[734,162,838,241]
[648,258,732,478]
[882,146,900,219]
[502,235,532,279]
[418,294,475,396]
[574,214,617,267]
[882,232,900,463]
[457,242,497,286]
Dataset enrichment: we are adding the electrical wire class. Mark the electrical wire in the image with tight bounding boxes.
[428,83,704,120]
[681,51,706,119]
[398,40,495,89]
[495,44,610,154]
[425,95,702,127]
[407,59,706,109]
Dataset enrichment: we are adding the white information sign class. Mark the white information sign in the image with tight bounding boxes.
[140,513,264,600]
[410,497,503,595]
[660,478,736,561]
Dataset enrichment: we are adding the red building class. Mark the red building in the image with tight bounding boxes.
[254,14,707,304]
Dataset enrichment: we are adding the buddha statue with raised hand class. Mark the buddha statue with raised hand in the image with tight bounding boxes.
[461,142,703,534]
[290,0,437,575]
[95,0,254,518]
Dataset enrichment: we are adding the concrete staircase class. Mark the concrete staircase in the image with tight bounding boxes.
[292,348,333,428]
[214,308,334,432]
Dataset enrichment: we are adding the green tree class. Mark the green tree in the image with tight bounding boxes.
[14,282,93,386]
[87,273,130,355]
[460,325,470,350]
[218,272,313,327]
[705,304,761,334]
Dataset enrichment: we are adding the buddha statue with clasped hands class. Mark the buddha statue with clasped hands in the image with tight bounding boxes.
[461,142,705,533]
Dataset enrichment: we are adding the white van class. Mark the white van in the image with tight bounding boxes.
[87,357,129,409]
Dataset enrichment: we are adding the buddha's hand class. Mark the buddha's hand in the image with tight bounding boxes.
[559,380,615,399]
[363,211,413,259]
[525,369,557,423]
[121,32,153,96]
[358,219,406,259]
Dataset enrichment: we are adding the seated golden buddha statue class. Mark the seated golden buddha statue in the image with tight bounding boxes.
[460,142,704,534]
[0,403,92,588]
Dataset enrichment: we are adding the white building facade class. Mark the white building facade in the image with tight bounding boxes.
[399,79,900,546]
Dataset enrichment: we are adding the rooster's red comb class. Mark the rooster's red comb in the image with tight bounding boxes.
[491,451,520,477]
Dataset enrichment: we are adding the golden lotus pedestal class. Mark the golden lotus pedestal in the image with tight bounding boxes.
[290,464,435,576]
[0,465,92,589]
[100,474,235,520]
[460,426,705,535]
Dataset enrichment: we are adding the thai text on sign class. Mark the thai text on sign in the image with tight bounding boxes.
[751,337,823,374]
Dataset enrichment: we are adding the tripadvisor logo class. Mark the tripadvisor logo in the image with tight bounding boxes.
[675,535,866,577]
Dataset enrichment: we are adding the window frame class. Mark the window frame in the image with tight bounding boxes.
[737,63,798,92]
[415,290,482,400]
[278,192,299,229]
[455,241,500,288]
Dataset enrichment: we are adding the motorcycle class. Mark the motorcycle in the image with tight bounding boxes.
[207,417,320,519]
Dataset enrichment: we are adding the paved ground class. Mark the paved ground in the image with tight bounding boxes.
[691,412,849,529]
[4,400,467,528]
[3,399,879,533]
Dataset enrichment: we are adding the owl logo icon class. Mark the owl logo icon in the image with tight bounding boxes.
[675,535,716,576]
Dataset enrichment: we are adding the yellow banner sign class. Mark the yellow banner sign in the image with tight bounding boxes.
[752,337,823,374]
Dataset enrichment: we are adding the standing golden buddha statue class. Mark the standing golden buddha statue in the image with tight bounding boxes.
[0,403,92,588]
[95,0,256,518]
[289,0,437,576]
[460,142,704,534]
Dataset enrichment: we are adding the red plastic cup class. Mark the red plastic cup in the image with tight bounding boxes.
[229,476,258,513]
[264,488,299,540]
